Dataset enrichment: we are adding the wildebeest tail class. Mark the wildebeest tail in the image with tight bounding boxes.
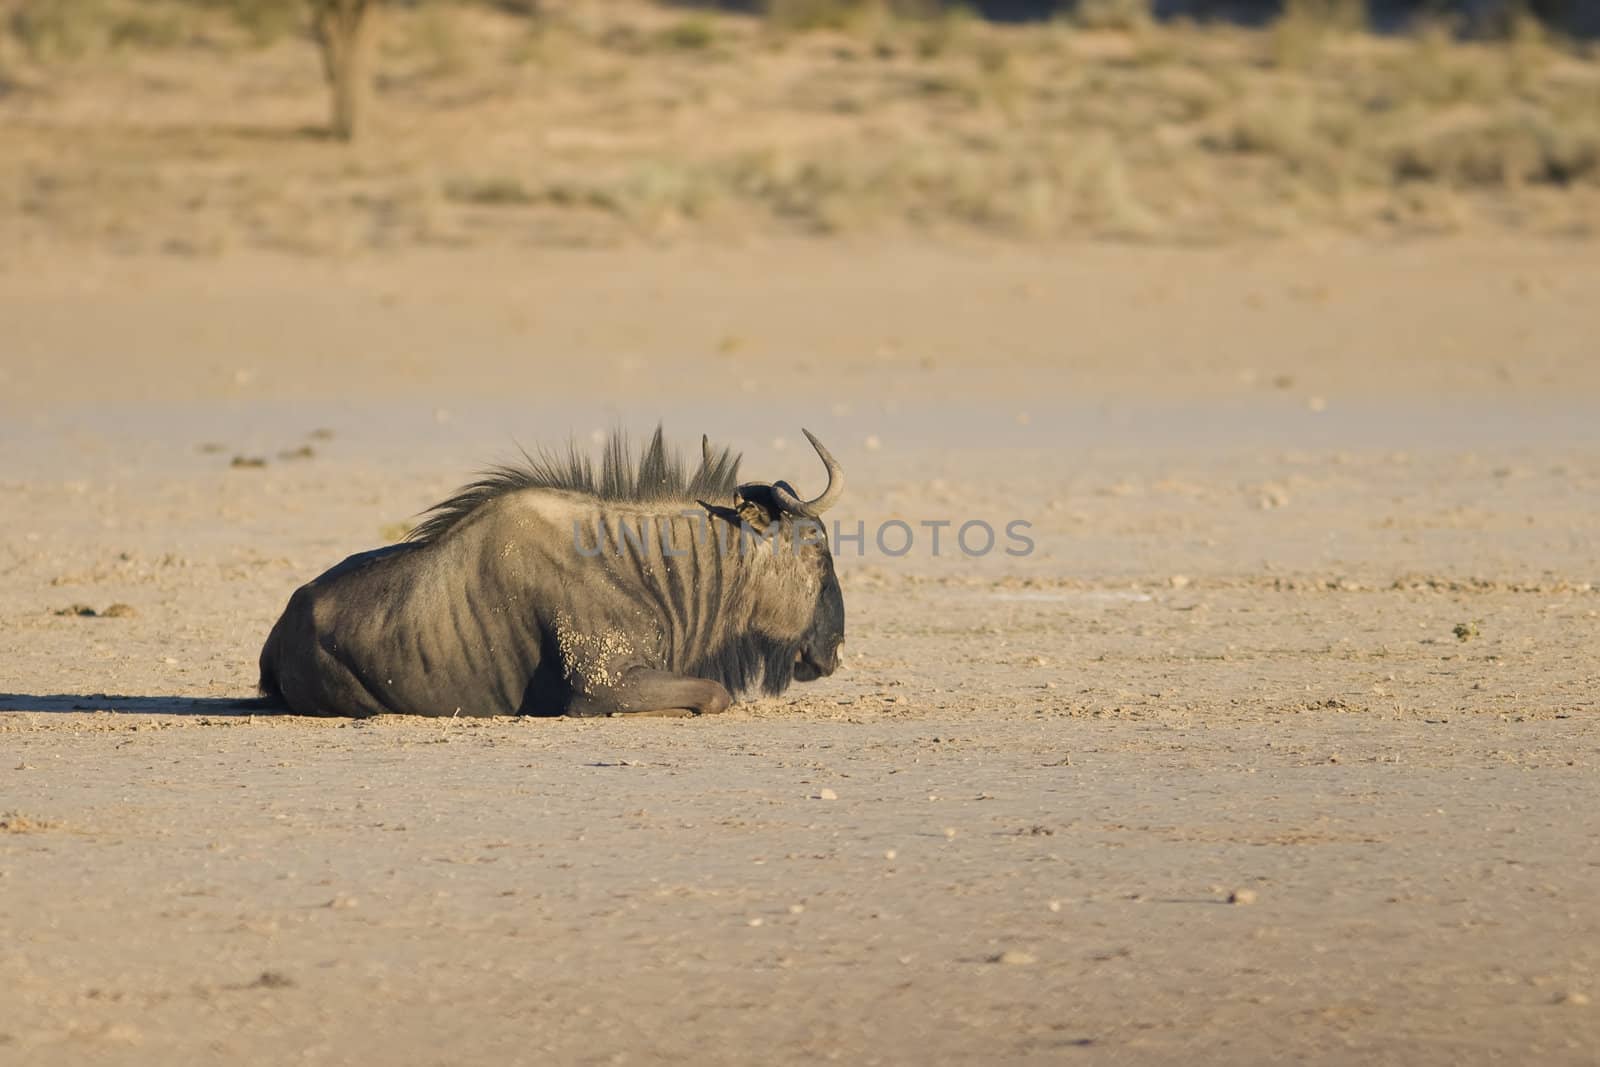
[255,624,287,707]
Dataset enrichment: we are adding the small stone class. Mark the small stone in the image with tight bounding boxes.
[864,435,882,451]
[1169,575,1191,589]
[102,603,137,618]
[787,904,805,915]
[251,971,294,989]
[324,895,359,909]
[815,788,838,801]
[747,917,764,927]
[993,950,1036,965]
[1258,488,1290,510]
[883,849,897,861]
[943,827,958,839]
[1048,900,1063,912]
[1555,991,1591,1006]
[1228,889,1258,906]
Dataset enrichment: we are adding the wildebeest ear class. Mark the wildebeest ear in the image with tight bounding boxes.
[736,500,774,531]
[697,499,742,527]
[733,487,777,531]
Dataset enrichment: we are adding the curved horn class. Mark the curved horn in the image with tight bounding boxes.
[702,434,714,471]
[772,429,844,516]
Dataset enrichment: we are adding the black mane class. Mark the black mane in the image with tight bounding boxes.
[408,425,742,545]
[688,629,801,699]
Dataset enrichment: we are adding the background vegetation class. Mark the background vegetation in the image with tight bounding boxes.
[2,0,1596,253]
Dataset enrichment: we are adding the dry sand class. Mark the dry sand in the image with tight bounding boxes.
[2,237,1599,1064]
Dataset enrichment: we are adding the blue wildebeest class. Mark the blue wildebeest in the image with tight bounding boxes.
[258,427,845,717]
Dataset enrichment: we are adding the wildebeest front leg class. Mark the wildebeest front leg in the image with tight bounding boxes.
[567,669,732,718]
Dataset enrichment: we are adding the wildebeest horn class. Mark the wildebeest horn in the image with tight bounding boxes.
[772,429,843,516]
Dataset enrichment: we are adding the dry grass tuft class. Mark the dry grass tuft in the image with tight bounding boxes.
[0,811,59,833]
[9,0,196,60]
[1071,0,1153,33]
[1387,108,1600,187]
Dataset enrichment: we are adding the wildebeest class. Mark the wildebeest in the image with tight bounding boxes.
[258,427,845,717]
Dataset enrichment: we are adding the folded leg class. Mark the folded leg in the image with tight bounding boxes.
[566,668,732,718]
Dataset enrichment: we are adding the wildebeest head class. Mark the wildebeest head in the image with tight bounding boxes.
[704,429,845,687]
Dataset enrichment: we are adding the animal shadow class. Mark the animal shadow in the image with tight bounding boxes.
[0,693,270,716]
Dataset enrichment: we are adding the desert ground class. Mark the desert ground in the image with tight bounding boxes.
[3,3,1600,1064]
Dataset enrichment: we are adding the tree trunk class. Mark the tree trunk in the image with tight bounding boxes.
[310,0,377,142]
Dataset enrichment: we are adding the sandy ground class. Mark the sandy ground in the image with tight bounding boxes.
[2,238,1599,1064]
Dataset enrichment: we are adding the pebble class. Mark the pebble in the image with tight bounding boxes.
[993,950,1036,966]
[943,827,958,839]
[815,788,838,801]
[1228,889,1258,905]
[747,917,764,927]
[883,849,897,861]
[1555,991,1591,1006]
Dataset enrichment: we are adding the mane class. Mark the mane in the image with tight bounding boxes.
[688,629,803,699]
[407,425,742,545]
